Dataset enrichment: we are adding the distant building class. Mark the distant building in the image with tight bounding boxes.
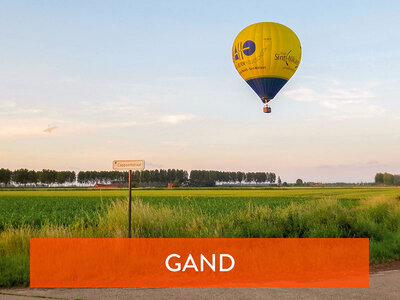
[309,182,324,187]
[92,183,125,189]
[167,183,174,188]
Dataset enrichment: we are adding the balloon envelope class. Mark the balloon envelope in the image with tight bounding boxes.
[232,22,301,103]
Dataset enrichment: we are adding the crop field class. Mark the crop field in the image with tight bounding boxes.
[2,187,400,228]
[1,186,400,287]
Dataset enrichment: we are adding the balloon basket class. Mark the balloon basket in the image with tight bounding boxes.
[263,105,271,114]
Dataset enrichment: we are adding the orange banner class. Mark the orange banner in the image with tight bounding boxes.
[30,238,369,288]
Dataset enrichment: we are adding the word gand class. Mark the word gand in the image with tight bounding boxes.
[165,254,235,272]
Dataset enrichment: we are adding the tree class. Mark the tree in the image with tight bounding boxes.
[393,175,400,186]
[77,171,87,184]
[0,168,12,186]
[237,172,244,183]
[12,169,30,185]
[183,170,189,183]
[189,170,216,187]
[56,171,75,184]
[39,169,57,185]
[141,170,151,183]
[383,173,394,185]
[277,176,282,186]
[175,169,187,183]
[246,172,255,183]
[268,173,276,183]
[68,171,76,183]
[133,171,141,185]
[295,179,303,186]
[28,170,38,185]
[375,173,384,184]
[229,172,237,183]
[255,172,267,183]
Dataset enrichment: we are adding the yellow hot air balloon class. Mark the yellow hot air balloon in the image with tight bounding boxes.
[232,22,301,113]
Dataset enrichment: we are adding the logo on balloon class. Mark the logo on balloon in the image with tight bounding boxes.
[233,40,256,61]
[274,50,300,69]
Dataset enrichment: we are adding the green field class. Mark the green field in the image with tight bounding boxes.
[2,187,400,228]
[1,187,400,287]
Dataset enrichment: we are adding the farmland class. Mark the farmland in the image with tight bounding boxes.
[2,187,400,228]
[1,186,400,287]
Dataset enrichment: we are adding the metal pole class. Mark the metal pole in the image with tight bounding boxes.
[128,169,132,238]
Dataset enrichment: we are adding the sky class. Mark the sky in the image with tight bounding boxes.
[0,0,399,182]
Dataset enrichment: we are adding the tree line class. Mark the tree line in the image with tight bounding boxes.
[0,168,75,186]
[189,170,276,187]
[0,168,277,187]
[375,172,400,186]
[77,169,188,186]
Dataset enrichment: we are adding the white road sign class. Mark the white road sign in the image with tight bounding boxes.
[113,160,145,171]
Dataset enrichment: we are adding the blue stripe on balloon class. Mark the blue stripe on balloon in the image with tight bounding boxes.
[246,77,288,102]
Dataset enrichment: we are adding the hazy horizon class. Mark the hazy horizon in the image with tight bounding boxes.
[1,1,399,183]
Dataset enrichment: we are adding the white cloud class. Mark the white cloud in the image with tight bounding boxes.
[0,100,16,109]
[330,79,341,86]
[159,114,196,124]
[0,100,42,115]
[0,95,198,140]
[77,97,198,126]
[82,120,138,129]
[78,97,147,114]
[282,88,317,102]
[326,88,374,100]
[282,81,385,119]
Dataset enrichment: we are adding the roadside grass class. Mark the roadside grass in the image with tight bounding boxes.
[1,195,400,287]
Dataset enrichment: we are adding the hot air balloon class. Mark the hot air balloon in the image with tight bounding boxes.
[232,22,301,113]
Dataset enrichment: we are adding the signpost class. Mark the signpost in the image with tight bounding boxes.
[113,160,145,238]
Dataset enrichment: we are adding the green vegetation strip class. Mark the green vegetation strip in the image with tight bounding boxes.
[1,187,400,287]
[1,187,399,228]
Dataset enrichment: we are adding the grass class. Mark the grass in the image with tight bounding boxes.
[1,187,399,228]
[1,187,400,287]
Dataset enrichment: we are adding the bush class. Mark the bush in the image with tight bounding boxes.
[172,179,181,188]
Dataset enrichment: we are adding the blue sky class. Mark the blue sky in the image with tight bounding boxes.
[1,0,399,182]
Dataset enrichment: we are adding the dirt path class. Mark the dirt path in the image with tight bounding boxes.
[370,260,400,273]
[2,266,400,300]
